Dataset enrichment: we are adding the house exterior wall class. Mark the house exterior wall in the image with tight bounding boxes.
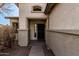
[10,19,18,27]
[49,4,79,30]
[25,3,47,19]
[46,31,79,56]
[5,18,19,41]
[18,3,47,46]
[46,3,79,55]
[18,4,29,46]
[10,19,18,41]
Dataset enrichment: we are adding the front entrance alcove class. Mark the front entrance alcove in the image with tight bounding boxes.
[28,19,46,44]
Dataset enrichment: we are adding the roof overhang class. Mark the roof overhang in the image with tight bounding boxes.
[44,3,57,15]
[5,16,19,19]
[15,3,19,7]
[0,3,5,8]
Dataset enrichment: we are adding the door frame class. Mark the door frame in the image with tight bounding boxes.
[28,19,46,42]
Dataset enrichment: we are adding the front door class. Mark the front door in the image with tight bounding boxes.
[37,24,45,41]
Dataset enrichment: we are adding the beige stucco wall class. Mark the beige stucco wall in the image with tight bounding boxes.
[18,3,47,46]
[19,3,47,19]
[46,31,79,56]
[49,4,79,30]
[26,3,47,19]
[19,3,47,30]
[18,30,28,46]
[46,3,79,55]
[18,4,28,46]
[30,21,37,40]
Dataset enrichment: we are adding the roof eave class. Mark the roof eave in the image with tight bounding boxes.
[5,16,19,19]
[44,3,57,15]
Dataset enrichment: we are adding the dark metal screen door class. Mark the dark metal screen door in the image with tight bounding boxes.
[37,24,45,41]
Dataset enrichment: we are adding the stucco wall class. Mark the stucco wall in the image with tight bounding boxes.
[19,3,47,30]
[46,31,79,56]
[49,4,79,30]
[30,21,37,40]
[46,3,79,55]
[18,4,29,46]
[19,3,47,46]
[19,3,47,19]
[18,30,28,46]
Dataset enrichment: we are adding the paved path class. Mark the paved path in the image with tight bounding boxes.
[29,46,44,56]
[29,41,45,56]
[0,40,54,56]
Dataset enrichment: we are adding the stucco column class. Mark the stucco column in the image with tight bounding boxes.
[18,17,28,46]
[18,3,29,46]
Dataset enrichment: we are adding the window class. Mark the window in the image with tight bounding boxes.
[33,6,42,11]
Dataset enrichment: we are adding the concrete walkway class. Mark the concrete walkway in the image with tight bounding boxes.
[29,46,44,56]
[29,41,45,56]
[0,40,54,56]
